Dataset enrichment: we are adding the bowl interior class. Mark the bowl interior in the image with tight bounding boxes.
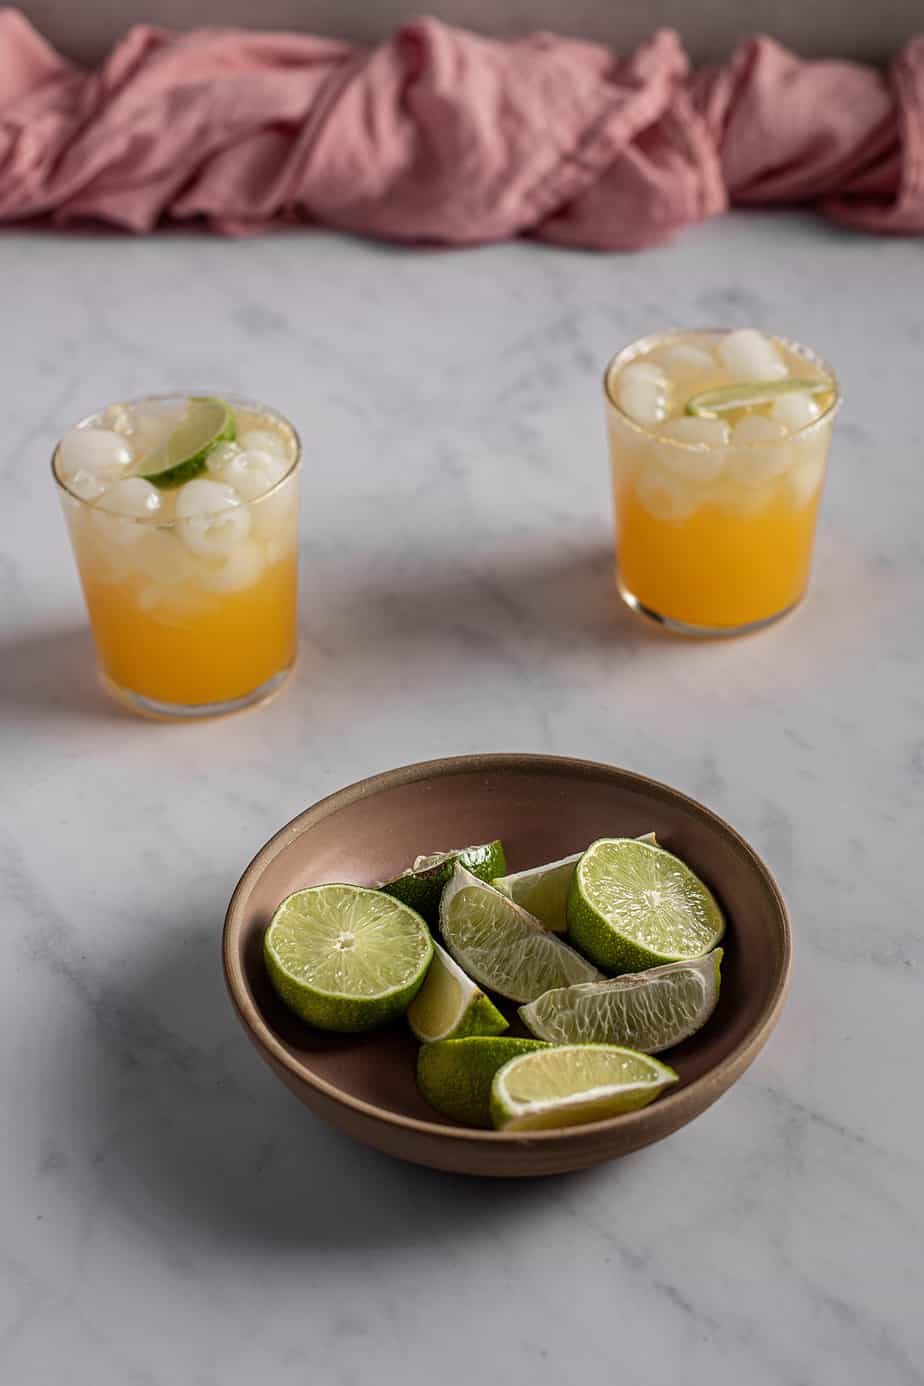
[227,758,789,1137]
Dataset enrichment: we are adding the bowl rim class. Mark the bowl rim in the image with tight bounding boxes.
[222,753,792,1145]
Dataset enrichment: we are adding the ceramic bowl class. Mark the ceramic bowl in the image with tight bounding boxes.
[223,754,790,1176]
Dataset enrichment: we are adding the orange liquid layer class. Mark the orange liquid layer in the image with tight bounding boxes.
[80,553,297,705]
[615,483,823,629]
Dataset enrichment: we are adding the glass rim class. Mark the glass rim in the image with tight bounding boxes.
[602,328,842,449]
[50,391,302,521]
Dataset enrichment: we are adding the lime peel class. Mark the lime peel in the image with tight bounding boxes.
[686,378,829,419]
[133,395,235,489]
[417,1036,549,1127]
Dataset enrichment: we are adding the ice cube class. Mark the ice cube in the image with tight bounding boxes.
[616,362,669,427]
[65,469,108,502]
[786,454,827,509]
[220,449,287,502]
[655,417,729,481]
[726,415,791,484]
[57,428,133,485]
[131,529,199,584]
[101,404,133,435]
[237,428,289,462]
[635,462,700,522]
[95,478,162,518]
[658,343,716,379]
[205,441,244,481]
[201,539,266,593]
[717,330,787,382]
[771,392,821,433]
[92,477,163,546]
[176,478,251,558]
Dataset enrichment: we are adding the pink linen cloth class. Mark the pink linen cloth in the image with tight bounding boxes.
[0,7,922,245]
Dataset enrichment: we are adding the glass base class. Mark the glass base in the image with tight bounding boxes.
[99,664,293,721]
[618,579,801,638]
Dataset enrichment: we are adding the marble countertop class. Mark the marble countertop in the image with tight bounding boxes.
[2,213,922,1385]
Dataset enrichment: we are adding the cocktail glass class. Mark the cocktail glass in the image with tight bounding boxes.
[604,329,840,635]
[53,393,300,718]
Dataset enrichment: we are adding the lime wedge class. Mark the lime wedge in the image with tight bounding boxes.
[567,838,724,973]
[490,1044,678,1132]
[520,949,722,1052]
[417,1036,548,1127]
[133,396,235,489]
[440,864,600,1003]
[493,832,657,933]
[264,884,432,1032]
[686,379,829,418]
[381,840,506,924]
[406,941,508,1043]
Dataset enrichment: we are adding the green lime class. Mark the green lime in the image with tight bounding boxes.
[490,1044,677,1132]
[264,884,432,1033]
[441,864,600,1003]
[567,838,724,973]
[686,378,830,418]
[493,832,657,933]
[519,948,722,1052]
[406,941,508,1043]
[381,840,506,924]
[133,396,235,488]
[417,1036,549,1127]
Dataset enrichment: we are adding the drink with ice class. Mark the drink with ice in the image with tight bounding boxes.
[53,395,300,716]
[604,329,839,633]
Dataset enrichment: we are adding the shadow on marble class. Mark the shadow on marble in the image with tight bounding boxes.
[0,626,128,725]
[65,916,618,1251]
[303,540,667,667]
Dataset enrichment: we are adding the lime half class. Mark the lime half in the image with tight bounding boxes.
[133,396,235,489]
[417,1036,548,1127]
[567,838,724,973]
[520,949,722,1052]
[381,840,506,924]
[264,884,433,1032]
[490,1044,677,1132]
[493,832,657,933]
[686,378,829,418]
[406,941,508,1043]
[440,864,600,1003]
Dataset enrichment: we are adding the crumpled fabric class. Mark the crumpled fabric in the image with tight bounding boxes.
[1,7,922,245]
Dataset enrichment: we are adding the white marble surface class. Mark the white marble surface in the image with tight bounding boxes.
[1,214,923,1385]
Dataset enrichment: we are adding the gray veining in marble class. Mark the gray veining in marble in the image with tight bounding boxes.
[1,213,923,1385]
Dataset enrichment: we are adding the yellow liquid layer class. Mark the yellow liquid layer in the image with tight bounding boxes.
[614,480,822,628]
[79,551,297,705]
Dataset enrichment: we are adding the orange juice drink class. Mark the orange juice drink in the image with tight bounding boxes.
[53,395,300,717]
[604,330,839,634]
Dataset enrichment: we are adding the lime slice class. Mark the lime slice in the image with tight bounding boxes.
[686,378,829,418]
[567,838,724,973]
[520,948,722,1052]
[406,941,508,1043]
[493,832,657,933]
[381,840,506,924]
[490,1044,677,1131]
[417,1036,548,1127]
[133,396,235,489]
[264,884,433,1032]
[440,864,600,1003]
